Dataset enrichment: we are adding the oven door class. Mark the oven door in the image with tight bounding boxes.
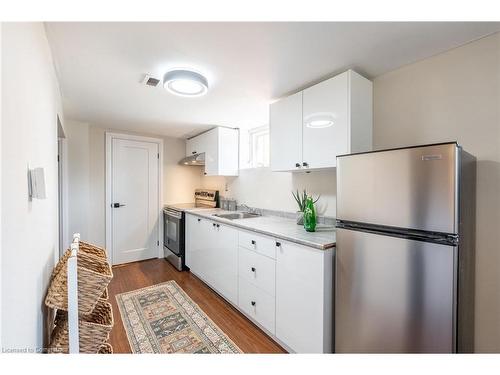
[164,209,182,256]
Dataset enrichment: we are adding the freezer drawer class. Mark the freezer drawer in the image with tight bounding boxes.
[335,228,456,353]
[337,143,457,234]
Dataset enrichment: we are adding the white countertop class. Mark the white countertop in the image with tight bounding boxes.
[184,208,336,250]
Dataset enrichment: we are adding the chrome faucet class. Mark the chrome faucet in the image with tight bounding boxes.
[239,204,261,216]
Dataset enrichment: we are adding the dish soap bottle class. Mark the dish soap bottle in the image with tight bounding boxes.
[303,196,317,232]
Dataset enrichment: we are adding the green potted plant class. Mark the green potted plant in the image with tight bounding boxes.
[292,189,320,225]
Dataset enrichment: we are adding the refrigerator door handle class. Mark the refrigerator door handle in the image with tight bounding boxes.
[336,220,459,246]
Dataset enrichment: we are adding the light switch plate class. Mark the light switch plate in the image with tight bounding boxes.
[28,167,46,199]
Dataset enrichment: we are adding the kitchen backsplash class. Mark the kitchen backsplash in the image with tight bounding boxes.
[201,167,337,218]
[235,204,336,226]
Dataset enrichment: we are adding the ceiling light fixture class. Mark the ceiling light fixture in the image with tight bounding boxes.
[163,69,208,97]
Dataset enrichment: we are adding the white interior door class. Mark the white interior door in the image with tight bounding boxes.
[111,138,159,264]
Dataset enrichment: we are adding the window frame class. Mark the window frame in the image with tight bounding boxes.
[247,125,270,169]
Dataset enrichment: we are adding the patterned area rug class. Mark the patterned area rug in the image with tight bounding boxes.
[116,280,242,353]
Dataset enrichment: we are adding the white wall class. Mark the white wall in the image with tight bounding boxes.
[65,122,200,247]
[373,32,500,352]
[202,168,337,216]
[0,22,3,349]
[66,120,90,241]
[1,23,64,350]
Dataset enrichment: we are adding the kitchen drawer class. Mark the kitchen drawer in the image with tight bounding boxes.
[238,246,276,296]
[238,277,276,334]
[238,230,277,259]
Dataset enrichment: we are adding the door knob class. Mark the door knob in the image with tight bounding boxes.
[295,163,301,168]
[251,267,256,272]
[302,162,309,167]
[192,151,197,154]
[112,203,126,208]
[251,301,256,306]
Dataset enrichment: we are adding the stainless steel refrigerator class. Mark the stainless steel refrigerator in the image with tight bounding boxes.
[335,142,476,353]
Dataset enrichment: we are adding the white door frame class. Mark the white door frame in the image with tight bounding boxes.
[105,132,164,265]
[57,116,70,256]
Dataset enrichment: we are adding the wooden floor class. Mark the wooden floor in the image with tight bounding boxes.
[108,258,286,353]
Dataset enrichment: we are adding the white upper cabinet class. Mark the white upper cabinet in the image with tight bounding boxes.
[270,70,372,171]
[302,72,349,169]
[186,134,203,156]
[270,92,303,172]
[186,127,239,176]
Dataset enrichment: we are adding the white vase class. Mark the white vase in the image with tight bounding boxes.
[296,211,304,225]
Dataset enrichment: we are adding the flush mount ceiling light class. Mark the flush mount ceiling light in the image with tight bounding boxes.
[163,69,208,97]
[304,112,335,129]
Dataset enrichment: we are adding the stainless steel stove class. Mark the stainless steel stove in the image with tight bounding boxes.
[163,189,219,270]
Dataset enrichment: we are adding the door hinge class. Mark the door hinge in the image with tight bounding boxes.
[57,155,60,162]
[157,240,159,246]
[157,153,159,159]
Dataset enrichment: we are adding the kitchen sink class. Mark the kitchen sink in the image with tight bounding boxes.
[213,212,261,220]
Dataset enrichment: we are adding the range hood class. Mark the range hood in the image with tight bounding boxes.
[179,152,205,166]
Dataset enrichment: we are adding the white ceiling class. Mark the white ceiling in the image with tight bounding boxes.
[45,22,500,138]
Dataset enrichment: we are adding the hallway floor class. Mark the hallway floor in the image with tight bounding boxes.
[108,258,286,353]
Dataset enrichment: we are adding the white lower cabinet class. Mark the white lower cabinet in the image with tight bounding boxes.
[185,215,238,305]
[238,230,277,259]
[185,214,213,282]
[209,223,238,305]
[185,213,333,353]
[276,241,333,353]
[238,246,276,296]
[238,277,276,334]
[238,245,276,334]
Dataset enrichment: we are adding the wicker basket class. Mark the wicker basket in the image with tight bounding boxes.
[45,252,113,314]
[101,287,108,300]
[50,250,72,282]
[50,242,108,282]
[79,241,108,259]
[97,343,113,354]
[49,299,114,354]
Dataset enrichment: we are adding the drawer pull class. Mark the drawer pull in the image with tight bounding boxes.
[197,218,201,222]
[213,223,216,227]
[251,301,256,306]
[216,224,220,228]
[251,267,256,272]
[275,241,281,247]
[251,240,256,245]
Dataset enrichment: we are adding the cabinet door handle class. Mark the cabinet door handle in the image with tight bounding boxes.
[216,224,220,228]
[197,218,201,222]
[251,301,256,306]
[302,162,308,167]
[251,240,256,245]
[251,267,256,272]
[212,223,216,227]
[295,163,301,168]
[275,241,281,247]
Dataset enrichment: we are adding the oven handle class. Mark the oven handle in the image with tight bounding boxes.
[164,209,182,220]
